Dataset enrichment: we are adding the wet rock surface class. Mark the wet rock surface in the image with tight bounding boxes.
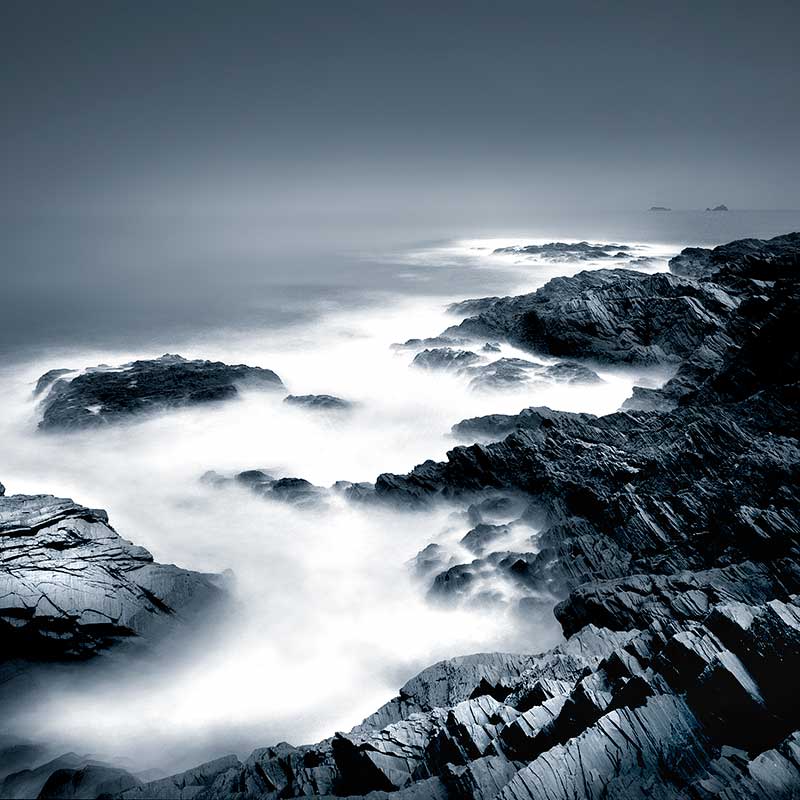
[0,485,226,662]
[14,233,800,798]
[37,354,285,430]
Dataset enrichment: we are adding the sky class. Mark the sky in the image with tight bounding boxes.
[2,0,799,223]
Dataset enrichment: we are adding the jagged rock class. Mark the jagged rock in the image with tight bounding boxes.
[33,368,74,397]
[451,407,597,442]
[460,524,511,556]
[284,394,353,411]
[442,269,738,365]
[497,695,714,800]
[411,348,480,371]
[0,491,226,661]
[37,354,285,430]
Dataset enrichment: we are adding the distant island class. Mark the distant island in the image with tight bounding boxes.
[705,203,729,211]
[649,205,671,211]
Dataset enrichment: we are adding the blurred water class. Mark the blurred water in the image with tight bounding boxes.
[1,210,798,773]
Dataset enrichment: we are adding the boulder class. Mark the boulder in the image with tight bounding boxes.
[37,354,285,430]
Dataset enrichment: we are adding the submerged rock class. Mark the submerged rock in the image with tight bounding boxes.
[204,470,328,509]
[412,348,481,370]
[284,394,353,411]
[492,241,631,261]
[37,354,285,431]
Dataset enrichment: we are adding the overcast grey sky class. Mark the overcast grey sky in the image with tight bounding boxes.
[2,0,799,220]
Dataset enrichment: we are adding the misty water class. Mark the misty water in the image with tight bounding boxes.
[2,210,799,774]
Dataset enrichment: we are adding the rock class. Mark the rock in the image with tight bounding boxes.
[411,348,480,371]
[38,764,141,799]
[206,470,328,509]
[442,269,738,365]
[284,394,353,411]
[482,342,501,353]
[539,361,602,384]
[649,206,671,211]
[463,358,543,390]
[0,490,226,661]
[706,204,729,211]
[668,231,800,283]
[463,359,601,392]
[37,354,285,430]
[492,241,632,262]
[33,368,74,397]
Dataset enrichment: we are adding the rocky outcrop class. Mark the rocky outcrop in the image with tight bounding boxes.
[442,269,738,365]
[37,354,285,430]
[0,485,226,661]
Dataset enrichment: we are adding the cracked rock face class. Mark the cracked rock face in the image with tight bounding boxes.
[0,486,226,661]
[37,353,285,431]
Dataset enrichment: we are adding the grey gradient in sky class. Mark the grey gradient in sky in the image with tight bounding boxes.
[2,0,799,219]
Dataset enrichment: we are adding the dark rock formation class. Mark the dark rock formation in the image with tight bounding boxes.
[669,231,800,282]
[706,204,729,211]
[0,485,226,661]
[284,394,354,411]
[37,354,285,430]
[442,268,738,365]
[492,242,631,261]
[649,206,671,211]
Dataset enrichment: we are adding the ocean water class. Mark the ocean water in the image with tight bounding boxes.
[1,209,798,773]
